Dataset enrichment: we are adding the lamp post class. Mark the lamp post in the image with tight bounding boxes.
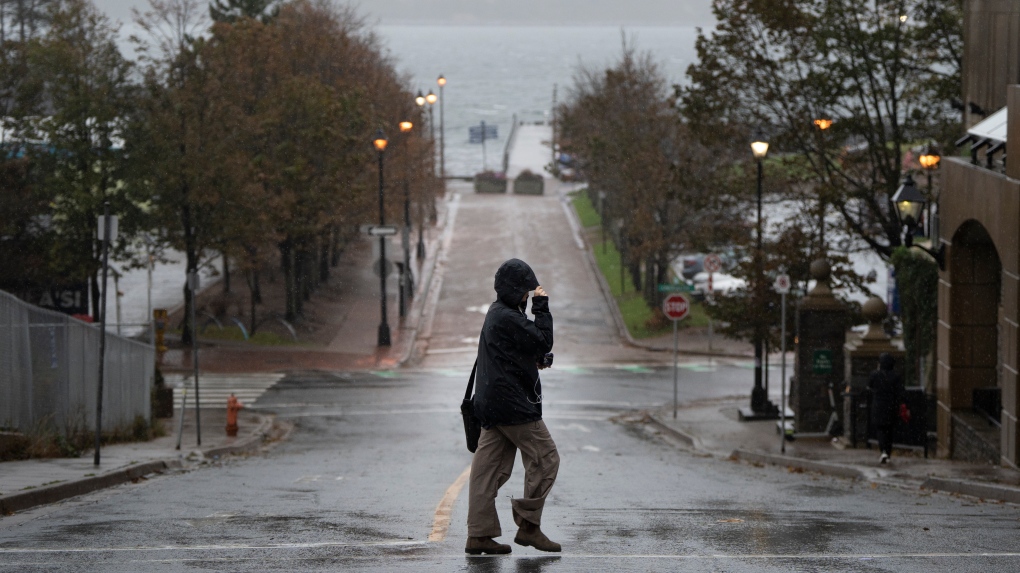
[919,146,941,237]
[425,89,438,223]
[374,129,391,346]
[892,173,945,269]
[750,134,771,414]
[813,116,833,252]
[399,120,414,318]
[415,92,427,260]
[437,75,446,184]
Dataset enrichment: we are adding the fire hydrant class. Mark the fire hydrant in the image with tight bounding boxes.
[226,393,243,437]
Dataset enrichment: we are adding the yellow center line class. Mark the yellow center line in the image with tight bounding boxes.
[429,465,471,542]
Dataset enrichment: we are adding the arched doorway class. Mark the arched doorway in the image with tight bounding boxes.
[940,220,1003,463]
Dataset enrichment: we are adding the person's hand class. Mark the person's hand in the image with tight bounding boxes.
[534,286,547,297]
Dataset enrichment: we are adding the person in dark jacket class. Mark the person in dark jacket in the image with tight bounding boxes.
[466,259,560,555]
[869,353,904,464]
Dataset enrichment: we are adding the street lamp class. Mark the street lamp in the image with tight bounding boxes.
[749,133,773,416]
[373,129,391,346]
[414,92,427,260]
[919,146,941,235]
[892,173,945,269]
[814,116,833,252]
[425,90,438,224]
[399,121,414,319]
[437,75,446,184]
[425,90,437,159]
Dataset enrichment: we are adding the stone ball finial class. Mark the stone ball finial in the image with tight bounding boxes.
[862,296,889,341]
[808,258,833,297]
[862,296,887,323]
[810,258,831,282]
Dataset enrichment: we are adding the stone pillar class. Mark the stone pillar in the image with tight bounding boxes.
[842,296,906,447]
[792,259,849,434]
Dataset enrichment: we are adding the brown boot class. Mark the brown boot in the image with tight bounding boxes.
[465,536,512,555]
[514,521,561,552]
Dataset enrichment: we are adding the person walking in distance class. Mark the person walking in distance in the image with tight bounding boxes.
[869,353,905,464]
[466,258,560,555]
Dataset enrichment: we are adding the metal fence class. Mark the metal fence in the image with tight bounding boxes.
[0,289,153,434]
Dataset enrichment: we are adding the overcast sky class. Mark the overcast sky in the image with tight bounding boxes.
[93,0,716,27]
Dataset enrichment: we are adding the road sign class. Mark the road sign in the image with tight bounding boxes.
[704,253,722,274]
[360,224,398,237]
[658,283,696,293]
[774,274,791,294]
[662,293,691,321]
[469,121,499,143]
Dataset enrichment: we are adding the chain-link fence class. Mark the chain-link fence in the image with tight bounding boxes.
[0,289,153,434]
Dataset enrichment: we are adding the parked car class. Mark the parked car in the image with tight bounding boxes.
[679,254,706,279]
[692,271,747,298]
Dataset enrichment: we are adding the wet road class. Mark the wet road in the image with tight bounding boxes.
[3,366,1020,572]
[3,189,1020,571]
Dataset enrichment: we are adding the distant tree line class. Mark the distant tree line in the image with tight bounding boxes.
[558,1,961,357]
[0,0,436,342]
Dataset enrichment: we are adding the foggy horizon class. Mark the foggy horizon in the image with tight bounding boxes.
[92,0,716,28]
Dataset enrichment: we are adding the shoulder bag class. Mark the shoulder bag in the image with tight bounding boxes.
[461,360,481,453]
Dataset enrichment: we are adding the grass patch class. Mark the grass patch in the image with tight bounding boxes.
[571,190,602,228]
[572,192,712,338]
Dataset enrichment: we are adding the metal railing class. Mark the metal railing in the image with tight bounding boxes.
[0,289,153,434]
[502,113,519,174]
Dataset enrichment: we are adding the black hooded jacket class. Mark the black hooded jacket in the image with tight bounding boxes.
[473,259,554,428]
[869,353,903,427]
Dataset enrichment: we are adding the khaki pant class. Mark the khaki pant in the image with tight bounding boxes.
[467,420,560,538]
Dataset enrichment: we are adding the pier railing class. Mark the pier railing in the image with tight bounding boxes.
[502,113,519,174]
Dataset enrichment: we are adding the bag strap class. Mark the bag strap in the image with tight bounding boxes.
[464,360,478,401]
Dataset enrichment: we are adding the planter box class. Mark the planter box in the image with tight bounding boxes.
[474,178,507,194]
[513,177,544,195]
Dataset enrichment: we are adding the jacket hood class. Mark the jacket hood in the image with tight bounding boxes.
[494,258,539,308]
[879,353,895,371]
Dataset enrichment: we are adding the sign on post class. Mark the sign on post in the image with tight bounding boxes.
[774,273,791,294]
[663,292,690,420]
[703,254,722,274]
[360,224,398,237]
[658,283,696,293]
[662,293,691,321]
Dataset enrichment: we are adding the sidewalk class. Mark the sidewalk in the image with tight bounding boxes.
[158,191,454,374]
[0,409,273,515]
[649,399,1020,504]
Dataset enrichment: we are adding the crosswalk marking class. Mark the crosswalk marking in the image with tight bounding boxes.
[167,373,284,409]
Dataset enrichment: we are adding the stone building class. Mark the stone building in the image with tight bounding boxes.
[937,1,1020,466]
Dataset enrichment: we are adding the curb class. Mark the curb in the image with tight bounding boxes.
[730,449,867,480]
[922,476,1020,504]
[647,414,701,450]
[201,414,274,459]
[647,411,864,480]
[0,459,182,516]
[397,193,455,368]
[0,415,273,516]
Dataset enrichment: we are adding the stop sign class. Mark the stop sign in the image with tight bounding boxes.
[662,293,690,321]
